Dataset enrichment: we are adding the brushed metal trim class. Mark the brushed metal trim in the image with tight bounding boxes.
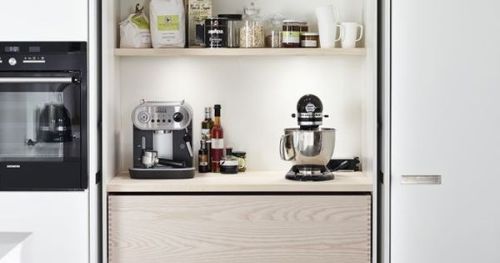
[401,175,442,185]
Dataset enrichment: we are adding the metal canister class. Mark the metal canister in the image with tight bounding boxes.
[218,14,242,48]
[204,17,228,48]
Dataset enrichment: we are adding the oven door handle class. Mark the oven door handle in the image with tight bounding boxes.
[0,77,74,84]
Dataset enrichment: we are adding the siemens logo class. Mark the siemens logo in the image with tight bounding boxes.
[6,164,21,169]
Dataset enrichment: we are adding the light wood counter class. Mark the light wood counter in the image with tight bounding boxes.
[107,171,372,193]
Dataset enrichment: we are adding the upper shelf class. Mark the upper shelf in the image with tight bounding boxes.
[114,48,366,57]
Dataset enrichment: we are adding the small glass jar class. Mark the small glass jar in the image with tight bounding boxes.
[265,15,283,48]
[232,151,247,172]
[240,2,265,48]
[218,14,242,48]
[282,20,302,48]
[220,148,239,174]
[300,32,319,48]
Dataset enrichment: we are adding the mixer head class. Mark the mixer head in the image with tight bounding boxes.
[292,94,329,129]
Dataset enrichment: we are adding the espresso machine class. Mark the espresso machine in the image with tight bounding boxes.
[280,94,336,181]
[129,100,195,179]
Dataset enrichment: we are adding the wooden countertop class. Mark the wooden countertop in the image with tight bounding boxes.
[107,171,373,193]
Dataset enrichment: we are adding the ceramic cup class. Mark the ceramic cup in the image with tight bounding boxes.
[339,22,363,48]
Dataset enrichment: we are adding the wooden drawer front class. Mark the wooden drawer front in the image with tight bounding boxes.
[109,195,371,263]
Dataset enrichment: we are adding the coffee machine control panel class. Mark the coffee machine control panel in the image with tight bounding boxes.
[132,101,192,131]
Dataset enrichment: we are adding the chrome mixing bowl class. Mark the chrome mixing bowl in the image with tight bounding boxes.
[279,128,336,165]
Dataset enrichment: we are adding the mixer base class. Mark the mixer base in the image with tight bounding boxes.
[285,165,335,181]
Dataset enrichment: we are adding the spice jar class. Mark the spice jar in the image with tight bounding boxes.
[218,14,242,48]
[239,2,265,48]
[300,32,319,48]
[204,18,228,48]
[220,148,239,174]
[265,15,283,48]
[232,151,247,172]
[282,20,301,48]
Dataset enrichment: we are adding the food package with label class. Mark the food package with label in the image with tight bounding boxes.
[188,0,212,47]
[119,4,152,48]
[150,0,186,48]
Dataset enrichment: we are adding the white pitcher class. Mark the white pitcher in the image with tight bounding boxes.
[315,5,341,48]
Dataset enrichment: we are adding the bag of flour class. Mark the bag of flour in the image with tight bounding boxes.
[119,4,152,48]
[150,0,186,48]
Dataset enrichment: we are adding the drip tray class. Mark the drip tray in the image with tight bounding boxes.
[129,167,195,179]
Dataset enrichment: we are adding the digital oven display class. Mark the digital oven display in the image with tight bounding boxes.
[4,46,20,53]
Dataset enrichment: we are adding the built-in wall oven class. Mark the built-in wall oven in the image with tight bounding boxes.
[0,42,87,190]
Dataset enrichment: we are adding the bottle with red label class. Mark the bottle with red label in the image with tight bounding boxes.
[211,104,224,172]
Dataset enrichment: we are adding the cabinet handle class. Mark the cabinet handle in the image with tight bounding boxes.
[0,77,73,83]
[401,175,442,185]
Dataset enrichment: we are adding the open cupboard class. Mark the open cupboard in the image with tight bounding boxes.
[102,0,378,262]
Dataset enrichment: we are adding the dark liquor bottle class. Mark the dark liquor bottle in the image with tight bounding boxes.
[201,107,214,139]
[198,140,210,173]
[211,105,224,172]
[201,107,214,165]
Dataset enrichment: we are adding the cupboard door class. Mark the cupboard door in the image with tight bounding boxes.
[109,195,371,263]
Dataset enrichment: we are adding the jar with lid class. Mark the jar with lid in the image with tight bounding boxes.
[218,14,242,48]
[220,148,239,174]
[232,151,247,172]
[300,32,319,48]
[282,20,305,48]
[204,17,228,48]
[265,15,283,48]
[239,2,265,48]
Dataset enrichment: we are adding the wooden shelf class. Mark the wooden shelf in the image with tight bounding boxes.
[114,48,366,57]
[107,171,372,193]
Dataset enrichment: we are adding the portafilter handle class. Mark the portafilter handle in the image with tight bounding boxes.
[279,133,295,161]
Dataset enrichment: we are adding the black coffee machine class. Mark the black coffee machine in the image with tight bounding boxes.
[129,100,195,179]
[38,103,72,142]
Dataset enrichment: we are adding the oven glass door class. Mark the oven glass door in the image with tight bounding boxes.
[0,72,84,190]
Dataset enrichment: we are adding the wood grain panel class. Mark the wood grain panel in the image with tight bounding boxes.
[109,195,371,263]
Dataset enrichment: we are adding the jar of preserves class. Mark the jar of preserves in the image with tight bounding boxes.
[240,2,265,48]
[282,20,301,48]
[300,32,319,48]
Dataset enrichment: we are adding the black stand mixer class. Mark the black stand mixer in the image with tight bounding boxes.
[280,95,336,181]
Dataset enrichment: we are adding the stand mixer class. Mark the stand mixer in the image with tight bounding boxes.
[280,94,336,181]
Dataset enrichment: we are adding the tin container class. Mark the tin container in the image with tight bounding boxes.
[204,18,228,48]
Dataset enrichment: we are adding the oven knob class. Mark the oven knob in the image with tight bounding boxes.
[8,57,16,66]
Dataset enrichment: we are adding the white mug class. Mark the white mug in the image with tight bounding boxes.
[339,22,363,48]
[315,5,341,48]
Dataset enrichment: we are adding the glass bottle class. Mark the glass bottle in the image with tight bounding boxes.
[198,140,210,173]
[211,105,224,172]
[201,107,213,165]
[239,2,265,48]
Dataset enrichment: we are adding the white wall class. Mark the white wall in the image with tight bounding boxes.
[116,0,368,172]
[119,57,365,171]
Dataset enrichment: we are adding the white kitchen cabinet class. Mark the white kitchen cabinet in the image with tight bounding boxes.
[0,0,88,41]
[102,0,378,262]
[107,172,372,263]
[109,195,371,263]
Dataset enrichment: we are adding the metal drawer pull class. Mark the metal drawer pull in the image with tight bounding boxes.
[401,175,442,185]
[0,77,73,84]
